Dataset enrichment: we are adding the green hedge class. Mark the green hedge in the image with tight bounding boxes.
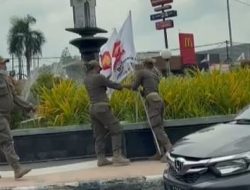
[32,69,250,127]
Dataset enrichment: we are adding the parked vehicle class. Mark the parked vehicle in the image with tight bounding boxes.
[164,105,250,190]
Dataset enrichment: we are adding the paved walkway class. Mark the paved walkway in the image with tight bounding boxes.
[0,159,166,189]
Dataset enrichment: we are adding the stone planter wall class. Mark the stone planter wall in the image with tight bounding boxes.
[0,115,235,163]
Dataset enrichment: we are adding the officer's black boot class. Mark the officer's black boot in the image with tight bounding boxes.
[160,143,172,163]
[111,134,130,166]
[97,154,112,167]
[11,162,31,179]
[112,149,130,166]
[160,154,168,163]
[2,142,32,179]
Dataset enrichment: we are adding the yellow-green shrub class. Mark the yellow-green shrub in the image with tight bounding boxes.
[38,80,89,126]
[37,69,250,127]
[160,69,250,119]
[110,89,145,122]
[110,76,145,122]
[30,73,60,98]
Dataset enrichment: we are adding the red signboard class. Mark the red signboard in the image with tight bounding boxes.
[151,0,173,7]
[179,33,197,65]
[155,20,174,30]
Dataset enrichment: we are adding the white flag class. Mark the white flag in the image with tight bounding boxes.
[111,11,137,82]
[99,29,118,78]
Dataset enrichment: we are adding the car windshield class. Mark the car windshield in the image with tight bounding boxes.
[235,106,250,124]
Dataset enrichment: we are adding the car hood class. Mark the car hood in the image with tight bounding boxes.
[171,123,250,159]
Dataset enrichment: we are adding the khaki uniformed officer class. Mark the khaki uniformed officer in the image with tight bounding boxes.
[0,57,34,179]
[84,60,130,167]
[130,59,172,162]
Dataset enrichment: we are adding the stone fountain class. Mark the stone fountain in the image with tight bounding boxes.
[66,0,107,62]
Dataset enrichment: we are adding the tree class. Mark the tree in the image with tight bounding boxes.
[8,15,46,78]
[59,47,74,65]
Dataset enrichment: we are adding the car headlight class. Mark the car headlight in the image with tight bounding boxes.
[212,159,249,176]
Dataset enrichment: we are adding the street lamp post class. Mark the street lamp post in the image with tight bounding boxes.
[160,49,172,76]
[162,5,168,49]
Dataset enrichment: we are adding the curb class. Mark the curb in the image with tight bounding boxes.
[1,175,164,190]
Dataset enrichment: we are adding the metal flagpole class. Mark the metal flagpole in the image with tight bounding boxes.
[138,93,162,155]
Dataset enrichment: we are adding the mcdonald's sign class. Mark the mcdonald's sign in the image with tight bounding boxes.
[184,37,194,48]
[179,33,197,65]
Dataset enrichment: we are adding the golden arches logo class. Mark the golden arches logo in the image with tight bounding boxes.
[184,37,193,48]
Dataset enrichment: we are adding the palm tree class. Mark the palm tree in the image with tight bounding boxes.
[8,15,45,78]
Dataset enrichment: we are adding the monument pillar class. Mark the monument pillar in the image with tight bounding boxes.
[66,0,107,62]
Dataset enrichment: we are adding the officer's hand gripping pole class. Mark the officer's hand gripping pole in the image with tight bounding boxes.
[138,93,162,156]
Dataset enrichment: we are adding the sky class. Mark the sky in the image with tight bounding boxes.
[0,0,250,59]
